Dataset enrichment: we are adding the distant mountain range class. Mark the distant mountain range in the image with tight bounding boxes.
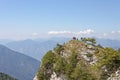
[0,39,13,45]
[0,44,40,80]
[96,38,120,49]
[0,37,120,61]
[6,37,70,60]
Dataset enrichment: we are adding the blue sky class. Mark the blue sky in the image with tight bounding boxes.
[0,0,120,40]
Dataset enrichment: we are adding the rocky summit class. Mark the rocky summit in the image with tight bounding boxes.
[35,38,120,80]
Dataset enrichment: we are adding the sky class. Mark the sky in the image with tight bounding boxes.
[0,0,120,40]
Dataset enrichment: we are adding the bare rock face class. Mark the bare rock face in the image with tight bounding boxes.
[50,72,67,80]
[33,72,67,80]
[108,70,120,80]
[33,76,38,80]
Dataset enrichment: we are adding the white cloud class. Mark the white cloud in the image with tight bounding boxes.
[48,31,72,34]
[76,29,94,35]
[48,29,94,35]
[118,30,120,33]
[111,30,120,34]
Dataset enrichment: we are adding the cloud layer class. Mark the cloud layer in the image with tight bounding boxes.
[111,30,120,34]
[48,29,94,35]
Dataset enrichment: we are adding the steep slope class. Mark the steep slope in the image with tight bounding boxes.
[0,45,40,80]
[36,38,120,80]
[0,72,17,80]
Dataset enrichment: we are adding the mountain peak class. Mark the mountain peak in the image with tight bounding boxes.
[35,38,120,80]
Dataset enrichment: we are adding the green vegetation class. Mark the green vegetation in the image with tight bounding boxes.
[37,38,120,80]
[0,72,17,80]
[95,47,120,79]
[54,55,67,74]
[37,50,55,80]
[118,48,120,53]
[54,44,64,54]
[81,37,96,45]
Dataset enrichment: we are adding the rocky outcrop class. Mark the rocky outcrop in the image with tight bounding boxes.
[33,75,38,80]
[108,70,120,80]
[35,38,120,80]
[50,72,67,80]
